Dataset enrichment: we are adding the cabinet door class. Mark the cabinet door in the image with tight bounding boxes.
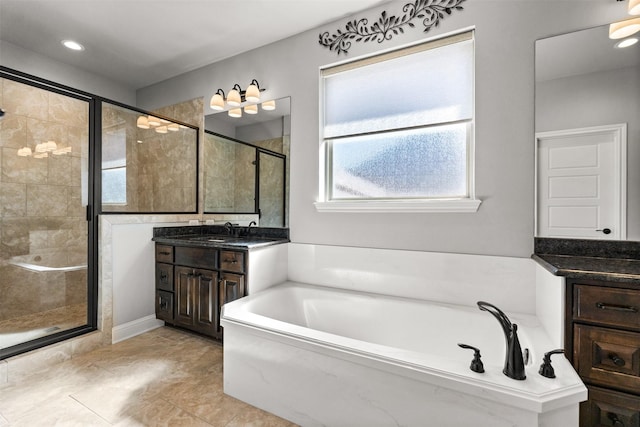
[193,268,219,337]
[175,266,194,327]
[156,290,174,323]
[219,272,246,305]
[155,263,174,292]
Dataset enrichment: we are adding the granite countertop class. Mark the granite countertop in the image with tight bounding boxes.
[152,225,289,250]
[533,238,640,283]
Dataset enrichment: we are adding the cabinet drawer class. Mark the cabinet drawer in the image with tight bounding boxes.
[580,386,640,427]
[155,263,174,291]
[220,250,245,273]
[175,246,218,269]
[155,244,173,263]
[574,284,640,330]
[574,324,640,393]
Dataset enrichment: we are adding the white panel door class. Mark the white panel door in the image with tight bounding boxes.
[536,124,626,240]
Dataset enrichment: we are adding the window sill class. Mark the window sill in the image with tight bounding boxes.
[314,198,482,213]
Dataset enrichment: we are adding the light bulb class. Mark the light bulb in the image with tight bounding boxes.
[261,100,276,110]
[244,104,258,115]
[210,93,225,110]
[245,82,261,103]
[227,88,241,106]
[609,18,640,39]
[137,116,150,129]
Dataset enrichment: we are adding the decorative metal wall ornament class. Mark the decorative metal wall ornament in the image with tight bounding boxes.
[319,0,466,55]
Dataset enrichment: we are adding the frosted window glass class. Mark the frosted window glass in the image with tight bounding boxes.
[102,168,126,204]
[323,39,473,138]
[330,123,468,199]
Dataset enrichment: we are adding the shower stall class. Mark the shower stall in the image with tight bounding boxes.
[0,70,95,358]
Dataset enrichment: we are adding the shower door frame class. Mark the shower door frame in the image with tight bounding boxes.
[0,67,99,360]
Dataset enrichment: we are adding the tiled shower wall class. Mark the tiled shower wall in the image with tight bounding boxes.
[0,77,88,321]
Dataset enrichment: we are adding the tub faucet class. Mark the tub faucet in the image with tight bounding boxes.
[477,301,526,380]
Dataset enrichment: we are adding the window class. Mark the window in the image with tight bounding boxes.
[102,126,127,205]
[316,30,480,213]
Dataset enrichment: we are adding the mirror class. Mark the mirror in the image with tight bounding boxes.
[203,97,290,227]
[101,102,199,213]
[535,24,640,240]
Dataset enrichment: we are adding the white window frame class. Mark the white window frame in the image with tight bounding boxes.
[315,28,480,213]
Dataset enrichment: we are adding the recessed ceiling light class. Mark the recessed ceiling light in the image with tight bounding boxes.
[62,40,84,51]
[615,37,639,48]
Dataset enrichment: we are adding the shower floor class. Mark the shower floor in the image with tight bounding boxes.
[0,304,87,350]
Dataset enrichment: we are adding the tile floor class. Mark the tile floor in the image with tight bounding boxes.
[0,327,297,426]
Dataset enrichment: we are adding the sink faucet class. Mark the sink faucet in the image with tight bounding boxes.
[477,301,526,380]
[240,221,257,237]
[224,222,235,236]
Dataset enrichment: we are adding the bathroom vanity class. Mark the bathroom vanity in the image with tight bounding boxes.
[534,238,640,427]
[152,225,289,339]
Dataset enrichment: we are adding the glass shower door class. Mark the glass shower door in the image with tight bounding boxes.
[0,74,90,356]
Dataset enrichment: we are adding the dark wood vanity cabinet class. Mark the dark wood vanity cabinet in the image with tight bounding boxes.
[154,243,246,339]
[565,279,640,427]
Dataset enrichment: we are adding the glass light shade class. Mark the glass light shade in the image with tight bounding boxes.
[245,84,260,103]
[17,147,29,156]
[228,108,242,118]
[34,152,48,159]
[210,93,225,110]
[261,99,276,110]
[616,37,639,48]
[227,89,241,106]
[244,104,258,114]
[155,125,168,134]
[167,123,180,131]
[630,0,640,15]
[147,116,161,126]
[136,116,150,129]
[609,18,640,39]
[46,141,57,152]
[35,143,47,153]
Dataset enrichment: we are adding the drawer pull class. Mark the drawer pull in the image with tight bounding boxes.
[159,251,171,255]
[608,352,626,367]
[224,259,238,264]
[595,302,638,313]
[608,412,625,427]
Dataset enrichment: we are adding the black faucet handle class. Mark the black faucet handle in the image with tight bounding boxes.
[539,349,564,378]
[458,343,485,373]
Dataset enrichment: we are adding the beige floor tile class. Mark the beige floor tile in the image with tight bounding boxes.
[0,327,299,427]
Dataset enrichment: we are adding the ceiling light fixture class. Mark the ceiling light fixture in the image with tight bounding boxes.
[209,80,266,116]
[61,39,84,51]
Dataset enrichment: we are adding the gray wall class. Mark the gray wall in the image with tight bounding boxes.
[1,40,136,105]
[137,1,629,258]
[537,66,640,240]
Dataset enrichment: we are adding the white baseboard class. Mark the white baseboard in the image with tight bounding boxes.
[112,315,164,344]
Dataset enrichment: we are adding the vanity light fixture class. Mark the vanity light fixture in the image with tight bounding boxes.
[167,123,180,131]
[261,99,276,110]
[147,116,162,126]
[630,0,640,15]
[609,17,640,38]
[155,125,168,134]
[228,108,242,118]
[209,80,266,114]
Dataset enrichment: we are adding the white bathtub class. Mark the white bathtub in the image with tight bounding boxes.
[221,281,587,427]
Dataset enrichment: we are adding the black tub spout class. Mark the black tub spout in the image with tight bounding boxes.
[477,301,526,380]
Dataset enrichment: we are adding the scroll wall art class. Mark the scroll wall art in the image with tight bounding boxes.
[319,0,467,55]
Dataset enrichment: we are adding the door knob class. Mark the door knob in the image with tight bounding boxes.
[596,228,612,234]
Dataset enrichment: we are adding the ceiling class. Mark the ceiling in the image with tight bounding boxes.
[0,0,390,90]
[536,21,640,82]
